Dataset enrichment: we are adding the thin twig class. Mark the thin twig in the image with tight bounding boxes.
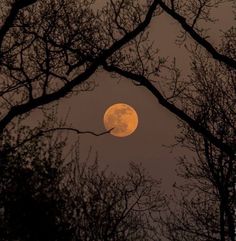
[2,127,114,154]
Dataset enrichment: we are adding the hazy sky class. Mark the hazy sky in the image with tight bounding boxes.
[30,1,234,189]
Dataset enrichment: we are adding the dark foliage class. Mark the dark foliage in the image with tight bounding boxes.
[0,127,163,241]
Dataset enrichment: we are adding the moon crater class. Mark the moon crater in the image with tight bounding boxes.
[103,103,138,137]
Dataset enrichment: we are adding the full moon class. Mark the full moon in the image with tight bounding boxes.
[103,103,138,137]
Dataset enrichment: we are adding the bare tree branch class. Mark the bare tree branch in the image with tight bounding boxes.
[2,127,114,154]
[0,0,159,133]
[157,0,236,69]
[0,0,37,49]
[103,62,235,157]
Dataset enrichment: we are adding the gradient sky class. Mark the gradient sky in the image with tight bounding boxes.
[30,1,234,189]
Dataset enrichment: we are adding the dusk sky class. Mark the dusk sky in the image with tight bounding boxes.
[28,1,234,188]
[0,0,235,240]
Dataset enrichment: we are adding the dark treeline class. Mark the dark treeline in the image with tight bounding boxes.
[0,125,163,241]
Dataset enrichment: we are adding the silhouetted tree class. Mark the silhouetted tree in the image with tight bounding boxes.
[0,124,70,241]
[64,159,164,240]
[0,0,159,133]
[156,36,235,241]
[1,0,234,156]
[0,2,235,240]
[103,0,235,157]
[0,125,164,241]
[101,4,235,239]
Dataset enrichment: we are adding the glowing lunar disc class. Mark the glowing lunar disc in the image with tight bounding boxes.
[103,103,138,137]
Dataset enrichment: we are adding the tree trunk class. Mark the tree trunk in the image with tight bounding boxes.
[220,200,226,241]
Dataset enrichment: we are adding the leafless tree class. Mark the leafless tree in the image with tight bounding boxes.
[154,34,235,241]
[0,0,160,134]
[0,2,235,240]
[63,158,164,241]
[0,123,164,241]
[103,0,235,157]
[102,6,235,239]
[101,2,235,239]
[1,0,234,155]
[157,137,235,241]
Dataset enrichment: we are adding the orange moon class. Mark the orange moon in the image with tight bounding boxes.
[103,103,138,137]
